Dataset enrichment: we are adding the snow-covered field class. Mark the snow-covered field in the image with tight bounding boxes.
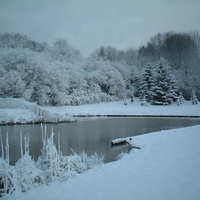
[1,98,199,125]
[61,98,200,117]
[1,98,200,199]
[3,125,200,200]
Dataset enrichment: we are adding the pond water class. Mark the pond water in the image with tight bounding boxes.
[1,117,200,164]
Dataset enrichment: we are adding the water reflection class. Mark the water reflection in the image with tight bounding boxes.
[1,117,200,164]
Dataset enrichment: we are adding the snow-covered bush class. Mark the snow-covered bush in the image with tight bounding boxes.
[0,158,17,196]
[15,134,45,192]
[37,126,104,183]
[141,96,148,106]
[0,132,17,196]
[123,98,128,105]
[36,127,61,183]
[15,153,45,192]
[86,152,104,169]
[190,90,199,104]
[176,92,185,106]
[66,151,104,174]
[0,126,104,197]
[179,92,185,104]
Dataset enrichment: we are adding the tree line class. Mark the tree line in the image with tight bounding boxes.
[138,31,200,99]
[0,31,199,106]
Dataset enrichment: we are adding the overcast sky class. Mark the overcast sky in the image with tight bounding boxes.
[0,0,200,56]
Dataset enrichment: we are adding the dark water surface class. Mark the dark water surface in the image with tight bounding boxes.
[1,117,200,164]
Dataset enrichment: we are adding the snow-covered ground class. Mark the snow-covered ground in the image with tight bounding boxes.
[3,125,200,200]
[0,98,72,124]
[1,98,200,125]
[1,98,200,199]
[63,98,200,117]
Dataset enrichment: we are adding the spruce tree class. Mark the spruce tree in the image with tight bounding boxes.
[176,96,181,106]
[176,92,185,106]
[139,63,154,102]
[152,58,177,105]
[190,90,198,104]
[141,95,148,106]
[179,92,185,104]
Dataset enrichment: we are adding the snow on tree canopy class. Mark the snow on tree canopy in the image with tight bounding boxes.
[1,31,200,106]
[190,90,199,104]
[152,58,177,105]
[139,63,154,101]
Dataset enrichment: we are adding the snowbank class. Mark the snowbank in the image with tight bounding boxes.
[4,125,200,200]
[0,98,38,110]
[0,98,73,124]
[0,98,200,125]
[0,98,39,124]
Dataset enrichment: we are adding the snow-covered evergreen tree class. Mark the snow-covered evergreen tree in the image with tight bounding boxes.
[141,95,148,106]
[176,92,185,106]
[190,90,198,104]
[179,92,185,104]
[176,96,181,106]
[152,58,177,105]
[123,98,127,105]
[139,63,154,102]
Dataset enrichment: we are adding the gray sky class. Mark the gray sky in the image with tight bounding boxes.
[0,0,200,57]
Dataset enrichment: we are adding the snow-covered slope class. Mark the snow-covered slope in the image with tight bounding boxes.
[4,125,200,200]
[0,98,72,124]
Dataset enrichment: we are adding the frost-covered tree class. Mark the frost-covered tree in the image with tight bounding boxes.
[84,59,126,100]
[0,70,25,98]
[179,92,185,104]
[141,95,148,106]
[138,31,200,99]
[190,90,198,104]
[176,92,185,106]
[51,38,82,63]
[0,47,71,106]
[176,96,181,106]
[152,58,177,105]
[139,63,154,101]
[0,32,49,52]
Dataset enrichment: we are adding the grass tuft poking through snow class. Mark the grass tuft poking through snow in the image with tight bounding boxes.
[0,125,104,198]
[3,125,200,200]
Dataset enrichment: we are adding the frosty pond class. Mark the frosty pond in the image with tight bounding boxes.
[1,117,200,165]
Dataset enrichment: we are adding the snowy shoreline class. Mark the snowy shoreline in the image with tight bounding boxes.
[1,98,200,125]
[73,114,200,118]
[1,98,200,199]
[3,125,200,200]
